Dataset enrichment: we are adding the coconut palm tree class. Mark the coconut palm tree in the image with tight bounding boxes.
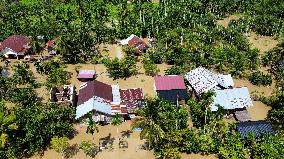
[85,112,99,143]
[111,113,123,143]
[131,98,164,150]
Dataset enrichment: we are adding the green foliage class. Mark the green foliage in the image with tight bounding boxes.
[0,101,18,148]
[45,67,70,89]
[111,113,123,127]
[132,98,188,157]
[85,113,99,142]
[249,71,272,86]
[34,59,63,75]
[12,63,39,88]
[246,134,284,159]
[122,45,136,57]
[143,55,159,76]
[165,65,185,75]
[103,57,138,79]
[218,133,246,159]
[187,91,224,128]
[79,140,98,158]
[50,136,70,158]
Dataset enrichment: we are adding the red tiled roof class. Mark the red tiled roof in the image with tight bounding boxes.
[120,88,143,109]
[111,105,128,114]
[128,36,145,46]
[46,40,56,48]
[154,75,186,91]
[0,35,31,53]
[78,80,113,105]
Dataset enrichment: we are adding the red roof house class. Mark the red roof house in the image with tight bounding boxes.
[120,34,148,55]
[76,80,144,120]
[154,75,188,103]
[0,35,31,57]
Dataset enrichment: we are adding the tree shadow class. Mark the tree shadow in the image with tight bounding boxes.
[99,133,115,148]
[67,129,79,139]
[87,145,100,158]
[121,130,133,138]
[64,144,79,159]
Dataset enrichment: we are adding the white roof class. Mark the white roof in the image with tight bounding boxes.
[211,87,252,111]
[75,96,112,119]
[111,84,121,104]
[184,67,234,95]
[120,34,136,45]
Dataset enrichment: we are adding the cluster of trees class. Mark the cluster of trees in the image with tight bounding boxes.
[1,0,282,68]
[132,98,284,159]
[0,97,74,158]
[142,54,160,76]
[0,60,74,158]
[249,71,272,86]
[103,57,138,79]
[34,59,70,89]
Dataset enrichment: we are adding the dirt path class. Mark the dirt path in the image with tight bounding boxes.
[216,15,240,28]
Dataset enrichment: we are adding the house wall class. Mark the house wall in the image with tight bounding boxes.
[1,48,17,58]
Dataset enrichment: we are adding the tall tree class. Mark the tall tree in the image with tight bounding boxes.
[111,113,123,143]
[85,113,99,143]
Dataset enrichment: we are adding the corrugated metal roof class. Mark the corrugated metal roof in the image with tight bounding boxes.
[237,121,276,139]
[185,67,234,95]
[154,75,186,91]
[78,80,113,105]
[77,70,96,79]
[120,88,143,109]
[111,84,121,104]
[211,87,252,111]
[75,96,112,119]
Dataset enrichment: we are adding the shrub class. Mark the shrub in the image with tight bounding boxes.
[249,72,272,86]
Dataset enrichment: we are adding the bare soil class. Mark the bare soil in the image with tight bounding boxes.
[247,32,278,55]
[216,15,240,28]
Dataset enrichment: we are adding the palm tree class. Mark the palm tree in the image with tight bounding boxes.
[131,98,164,150]
[85,112,99,143]
[111,113,123,143]
[0,101,18,148]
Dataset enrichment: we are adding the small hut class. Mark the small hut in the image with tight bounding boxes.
[77,70,96,81]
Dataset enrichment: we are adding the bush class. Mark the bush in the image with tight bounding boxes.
[249,72,272,86]
[103,57,138,79]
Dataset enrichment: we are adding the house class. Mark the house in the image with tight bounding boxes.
[75,80,144,122]
[0,35,31,59]
[46,40,57,55]
[50,85,76,106]
[184,67,234,95]
[154,75,188,104]
[236,121,276,139]
[120,34,148,55]
[77,70,96,81]
[211,87,253,111]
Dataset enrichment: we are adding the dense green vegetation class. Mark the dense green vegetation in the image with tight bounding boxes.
[0,63,74,158]
[1,0,284,158]
[0,0,282,75]
[132,98,284,159]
